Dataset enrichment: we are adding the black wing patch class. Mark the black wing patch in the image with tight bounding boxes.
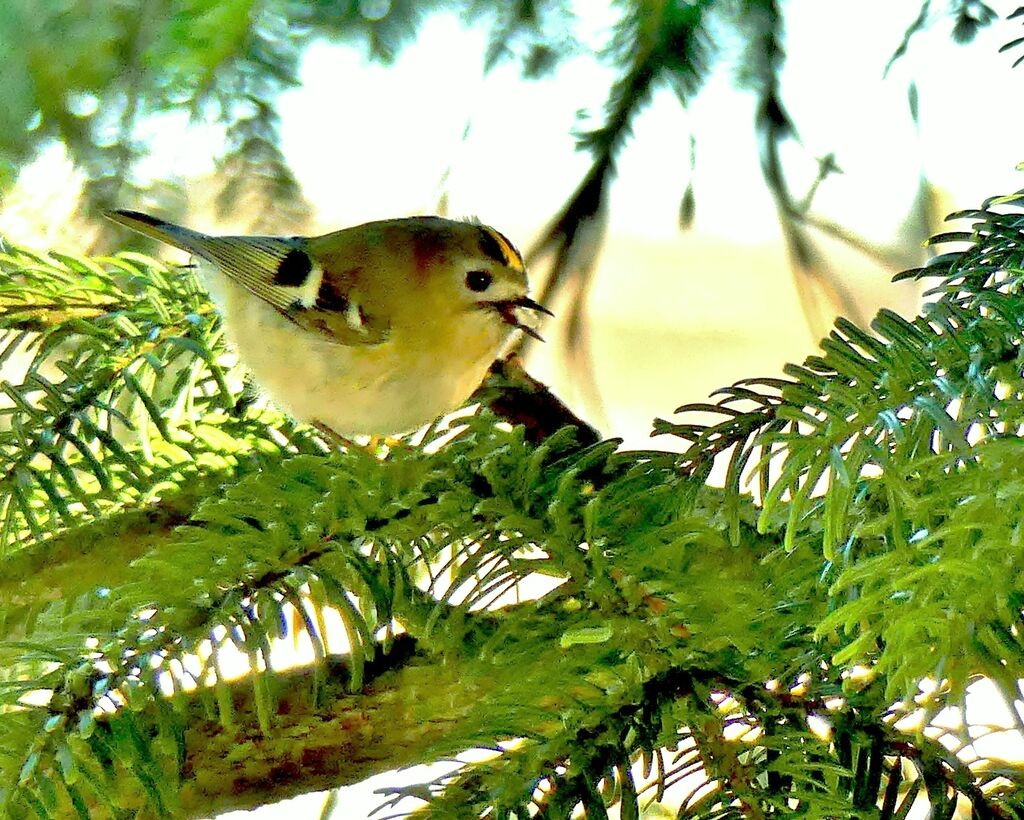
[316,278,349,312]
[105,210,390,344]
[273,249,313,286]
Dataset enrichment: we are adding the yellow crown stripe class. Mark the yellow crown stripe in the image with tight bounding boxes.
[481,225,525,273]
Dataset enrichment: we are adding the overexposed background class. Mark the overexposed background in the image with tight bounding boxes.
[2,2,1023,817]
[4,3,1022,454]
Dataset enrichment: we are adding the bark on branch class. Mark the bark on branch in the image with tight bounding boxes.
[175,635,465,816]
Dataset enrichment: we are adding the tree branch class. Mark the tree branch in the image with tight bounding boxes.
[0,357,594,643]
[175,635,456,817]
[474,354,600,446]
[0,473,221,638]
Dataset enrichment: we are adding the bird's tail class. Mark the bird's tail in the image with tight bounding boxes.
[105,210,215,259]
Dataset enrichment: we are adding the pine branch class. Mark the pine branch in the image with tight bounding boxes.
[6,542,785,819]
[0,475,204,641]
[6,191,1024,815]
[176,635,431,817]
[0,245,331,555]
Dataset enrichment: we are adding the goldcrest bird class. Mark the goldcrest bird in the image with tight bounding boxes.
[105,210,551,437]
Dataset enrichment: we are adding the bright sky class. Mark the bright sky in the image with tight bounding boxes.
[119,0,1024,245]
[122,0,1024,455]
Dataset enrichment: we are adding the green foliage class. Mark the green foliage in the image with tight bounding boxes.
[2,3,1024,818]
[0,194,1023,817]
[521,0,1020,364]
[0,244,325,550]
[663,194,1024,704]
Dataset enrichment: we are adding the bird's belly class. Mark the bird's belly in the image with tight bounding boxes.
[215,279,501,437]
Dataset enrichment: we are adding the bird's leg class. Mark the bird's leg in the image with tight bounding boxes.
[311,423,405,457]
[312,421,357,451]
[365,434,408,457]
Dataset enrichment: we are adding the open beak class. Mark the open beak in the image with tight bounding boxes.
[485,295,554,342]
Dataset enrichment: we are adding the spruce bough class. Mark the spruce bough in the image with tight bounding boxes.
[1,196,1024,816]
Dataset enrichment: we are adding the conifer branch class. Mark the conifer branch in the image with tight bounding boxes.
[5,195,1024,815]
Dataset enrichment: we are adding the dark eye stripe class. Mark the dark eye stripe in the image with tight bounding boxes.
[273,249,312,286]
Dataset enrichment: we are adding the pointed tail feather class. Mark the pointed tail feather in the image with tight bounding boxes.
[105,210,215,259]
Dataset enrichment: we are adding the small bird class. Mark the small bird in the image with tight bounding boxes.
[106,210,552,437]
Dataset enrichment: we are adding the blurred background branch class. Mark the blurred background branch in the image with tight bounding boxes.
[2,3,1020,437]
[2,1,1018,291]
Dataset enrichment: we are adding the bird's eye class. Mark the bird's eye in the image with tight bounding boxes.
[465,269,493,293]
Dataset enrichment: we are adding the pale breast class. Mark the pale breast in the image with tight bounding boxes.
[206,267,506,436]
